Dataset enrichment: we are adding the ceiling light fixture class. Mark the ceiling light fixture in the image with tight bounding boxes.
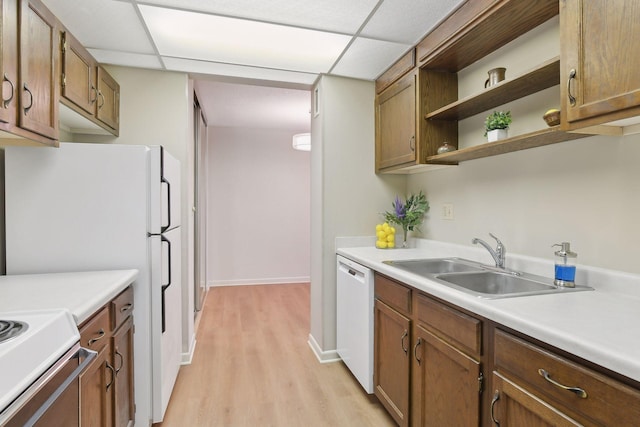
[292,133,311,151]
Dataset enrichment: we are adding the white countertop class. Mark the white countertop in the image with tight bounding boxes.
[0,269,139,324]
[337,239,640,383]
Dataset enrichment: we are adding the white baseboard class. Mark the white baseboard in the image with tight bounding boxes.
[208,276,310,287]
[307,333,340,364]
[181,335,196,365]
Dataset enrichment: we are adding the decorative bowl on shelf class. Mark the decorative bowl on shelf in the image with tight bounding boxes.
[543,109,561,126]
[437,142,456,154]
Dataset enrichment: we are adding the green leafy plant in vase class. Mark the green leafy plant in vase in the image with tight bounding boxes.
[484,110,512,142]
[383,191,429,248]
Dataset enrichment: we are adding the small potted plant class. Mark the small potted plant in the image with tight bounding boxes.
[484,110,512,142]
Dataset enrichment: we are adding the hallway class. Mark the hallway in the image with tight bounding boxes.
[157,283,394,426]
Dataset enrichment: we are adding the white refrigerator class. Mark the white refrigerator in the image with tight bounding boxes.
[4,142,183,425]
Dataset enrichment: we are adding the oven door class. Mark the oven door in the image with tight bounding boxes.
[0,343,96,427]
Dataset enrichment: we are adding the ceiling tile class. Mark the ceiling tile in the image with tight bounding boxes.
[141,5,351,73]
[88,49,163,69]
[42,0,155,54]
[141,0,379,34]
[331,37,411,81]
[360,0,465,44]
[163,57,318,86]
[194,81,310,130]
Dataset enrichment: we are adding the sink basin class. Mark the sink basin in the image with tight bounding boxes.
[435,271,592,299]
[383,258,485,275]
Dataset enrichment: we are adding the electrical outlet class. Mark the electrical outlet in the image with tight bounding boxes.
[442,203,454,220]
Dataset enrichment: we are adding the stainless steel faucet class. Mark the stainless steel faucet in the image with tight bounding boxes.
[472,233,505,268]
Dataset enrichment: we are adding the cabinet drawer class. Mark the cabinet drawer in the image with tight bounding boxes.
[375,274,411,314]
[415,293,481,357]
[494,329,640,426]
[80,306,110,353]
[111,286,134,329]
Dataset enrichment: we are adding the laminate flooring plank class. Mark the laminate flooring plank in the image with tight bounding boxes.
[156,283,394,427]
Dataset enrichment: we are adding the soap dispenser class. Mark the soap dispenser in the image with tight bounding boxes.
[553,242,577,287]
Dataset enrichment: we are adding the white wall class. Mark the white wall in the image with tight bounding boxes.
[310,75,404,357]
[207,126,311,285]
[410,135,640,274]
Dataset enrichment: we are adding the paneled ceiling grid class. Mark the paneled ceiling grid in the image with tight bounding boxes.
[42,0,466,86]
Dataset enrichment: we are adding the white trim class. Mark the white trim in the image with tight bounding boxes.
[208,276,310,287]
[307,333,340,364]
[181,336,197,365]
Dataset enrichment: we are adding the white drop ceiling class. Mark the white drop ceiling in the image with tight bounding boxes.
[42,0,465,129]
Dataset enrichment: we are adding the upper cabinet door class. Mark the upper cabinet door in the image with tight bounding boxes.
[0,0,18,125]
[18,0,58,140]
[61,30,97,115]
[376,70,417,172]
[96,65,119,134]
[561,0,640,127]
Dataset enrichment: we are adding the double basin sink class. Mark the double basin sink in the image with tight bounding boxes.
[382,258,592,299]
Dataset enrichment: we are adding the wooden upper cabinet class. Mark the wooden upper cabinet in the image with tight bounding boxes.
[61,30,97,115]
[376,70,418,171]
[19,0,58,140]
[97,65,120,134]
[0,0,18,125]
[560,0,640,128]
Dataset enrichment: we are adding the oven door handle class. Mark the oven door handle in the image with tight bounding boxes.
[23,345,97,427]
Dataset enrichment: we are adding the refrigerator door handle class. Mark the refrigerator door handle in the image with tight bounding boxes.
[161,176,171,233]
[161,235,172,333]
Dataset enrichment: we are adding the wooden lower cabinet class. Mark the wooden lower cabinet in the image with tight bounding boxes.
[112,316,134,427]
[374,299,411,426]
[79,286,134,427]
[412,326,481,426]
[374,274,483,427]
[80,347,113,427]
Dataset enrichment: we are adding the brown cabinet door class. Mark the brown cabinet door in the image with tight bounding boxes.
[490,372,582,427]
[376,70,417,171]
[0,0,18,125]
[80,348,113,427]
[374,299,411,427]
[561,0,640,125]
[113,316,135,427]
[411,326,480,427]
[61,30,97,114]
[18,0,58,140]
[97,65,119,133]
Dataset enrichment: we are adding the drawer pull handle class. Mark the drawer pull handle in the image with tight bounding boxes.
[567,68,577,107]
[413,337,422,365]
[115,350,124,374]
[106,362,116,390]
[120,303,133,313]
[538,368,588,399]
[88,328,106,346]
[400,330,408,354]
[490,390,500,426]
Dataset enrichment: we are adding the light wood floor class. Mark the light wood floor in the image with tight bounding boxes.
[156,283,395,427]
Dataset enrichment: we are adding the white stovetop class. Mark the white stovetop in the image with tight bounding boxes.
[337,238,640,383]
[0,269,139,324]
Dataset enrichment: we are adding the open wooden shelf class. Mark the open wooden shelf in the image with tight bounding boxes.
[425,127,589,164]
[426,57,560,121]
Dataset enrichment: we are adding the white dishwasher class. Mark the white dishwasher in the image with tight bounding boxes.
[336,255,374,393]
